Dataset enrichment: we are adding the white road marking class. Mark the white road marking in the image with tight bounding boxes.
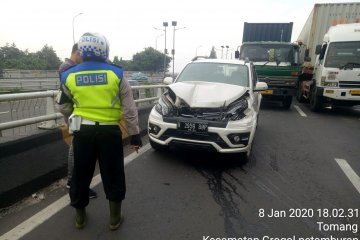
[0,143,151,240]
[0,111,9,115]
[293,105,307,117]
[335,158,360,194]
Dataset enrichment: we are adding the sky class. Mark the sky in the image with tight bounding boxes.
[1,0,359,72]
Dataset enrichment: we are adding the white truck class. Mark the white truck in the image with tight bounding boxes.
[297,3,360,111]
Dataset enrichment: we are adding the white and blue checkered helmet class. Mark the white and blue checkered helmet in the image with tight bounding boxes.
[78,32,109,61]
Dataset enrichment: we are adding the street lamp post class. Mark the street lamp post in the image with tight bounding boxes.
[171,21,186,79]
[72,13,83,44]
[163,22,168,78]
[221,46,224,59]
[171,21,176,79]
[154,22,168,78]
[225,45,229,59]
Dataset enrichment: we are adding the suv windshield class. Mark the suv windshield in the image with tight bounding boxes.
[240,44,294,63]
[324,41,360,68]
[176,62,249,87]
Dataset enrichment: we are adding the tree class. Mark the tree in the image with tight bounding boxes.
[209,46,217,59]
[36,45,61,70]
[112,56,137,71]
[132,47,171,73]
[0,43,61,70]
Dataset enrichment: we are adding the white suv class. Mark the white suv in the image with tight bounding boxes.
[148,58,268,159]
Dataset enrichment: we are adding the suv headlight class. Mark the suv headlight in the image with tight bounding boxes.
[224,99,248,121]
[155,96,171,116]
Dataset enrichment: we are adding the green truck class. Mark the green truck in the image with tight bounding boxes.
[235,23,307,109]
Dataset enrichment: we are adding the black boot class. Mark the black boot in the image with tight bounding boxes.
[75,208,86,229]
[109,201,123,230]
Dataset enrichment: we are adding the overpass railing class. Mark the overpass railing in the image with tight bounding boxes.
[0,85,167,139]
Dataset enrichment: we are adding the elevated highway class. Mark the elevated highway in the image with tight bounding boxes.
[0,101,359,239]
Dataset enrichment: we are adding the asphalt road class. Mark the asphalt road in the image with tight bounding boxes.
[0,100,359,239]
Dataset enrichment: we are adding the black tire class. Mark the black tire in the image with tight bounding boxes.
[310,87,323,112]
[149,138,168,151]
[282,96,292,109]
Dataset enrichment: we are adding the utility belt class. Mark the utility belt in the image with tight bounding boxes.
[81,119,119,126]
[69,115,118,134]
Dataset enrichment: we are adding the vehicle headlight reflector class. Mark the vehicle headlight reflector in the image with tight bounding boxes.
[155,96,171,116]
[224,99,248,121]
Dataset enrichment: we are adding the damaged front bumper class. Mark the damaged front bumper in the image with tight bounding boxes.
[148,108,257,153]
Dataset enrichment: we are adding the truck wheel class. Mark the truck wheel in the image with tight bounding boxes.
[310,87,323,112]
[282,96,292,109]
[149,138,168,151]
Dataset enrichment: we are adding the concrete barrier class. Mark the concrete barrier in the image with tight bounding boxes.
[0,105,153,208]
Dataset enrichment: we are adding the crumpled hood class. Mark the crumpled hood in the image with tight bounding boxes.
[168,81,247,108]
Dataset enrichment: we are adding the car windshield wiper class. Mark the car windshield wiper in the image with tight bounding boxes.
[262,61,270,66]
[339,62,360,69]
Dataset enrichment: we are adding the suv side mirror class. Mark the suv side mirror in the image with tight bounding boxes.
[254,82,268,91]
[163,77,173,85]
[235,51,240,59]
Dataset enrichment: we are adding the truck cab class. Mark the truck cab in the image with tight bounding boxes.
[310,23,360,111]
[238,41,303,108]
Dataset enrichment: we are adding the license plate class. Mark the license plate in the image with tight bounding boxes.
[178,121,208,133]
[350,90,360,95]
[261,89,273,95]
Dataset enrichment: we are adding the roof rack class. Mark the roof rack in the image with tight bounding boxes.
[191,56,208,61]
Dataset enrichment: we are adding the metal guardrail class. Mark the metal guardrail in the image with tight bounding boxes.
[0,79,60,92]
[0,85,167,135]
[0,76,164,92]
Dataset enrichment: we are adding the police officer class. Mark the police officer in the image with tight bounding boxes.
[59,32,142,230]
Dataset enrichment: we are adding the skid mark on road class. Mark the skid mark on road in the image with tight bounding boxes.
[195,159,258,236]
[335,158,360,194]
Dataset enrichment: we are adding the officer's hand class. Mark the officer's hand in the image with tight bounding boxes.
[130,134,142,153]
